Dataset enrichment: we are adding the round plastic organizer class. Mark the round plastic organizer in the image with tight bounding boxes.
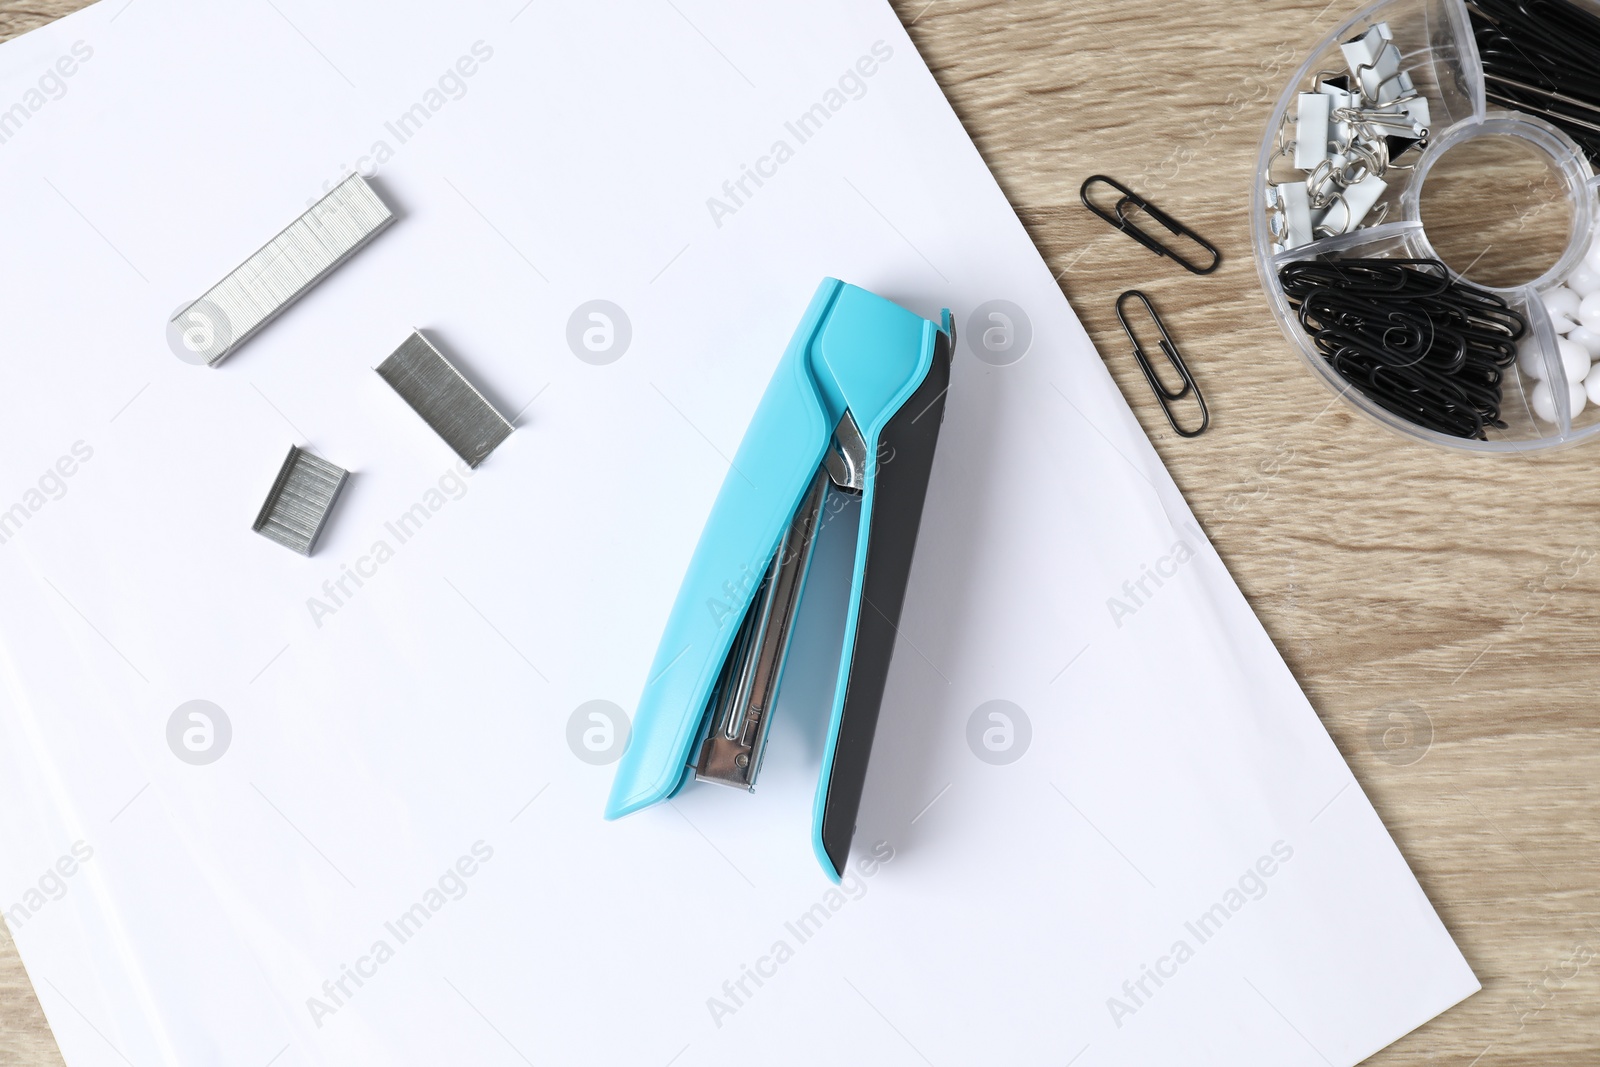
[1253,0,1600,452]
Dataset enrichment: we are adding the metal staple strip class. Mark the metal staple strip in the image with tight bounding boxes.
[375,331,514,467]
[252,446,350,556]
[173,175,394,366]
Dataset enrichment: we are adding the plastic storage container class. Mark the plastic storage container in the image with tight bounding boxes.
[1253,0,1600,451]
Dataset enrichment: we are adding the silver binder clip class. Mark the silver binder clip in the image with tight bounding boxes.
[170,175,394,366]
[375,331,514,468]
[253,445,350,556]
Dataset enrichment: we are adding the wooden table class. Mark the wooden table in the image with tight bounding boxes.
[3,0,1597,1063]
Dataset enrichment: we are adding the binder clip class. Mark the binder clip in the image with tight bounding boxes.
[606,279,953,881]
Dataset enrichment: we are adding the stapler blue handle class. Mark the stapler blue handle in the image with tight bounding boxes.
[606,279,953,881]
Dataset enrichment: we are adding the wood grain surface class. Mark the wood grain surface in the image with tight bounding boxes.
[3,0,1599,1064]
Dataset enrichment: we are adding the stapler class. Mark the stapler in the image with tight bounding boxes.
[605,279,953,881]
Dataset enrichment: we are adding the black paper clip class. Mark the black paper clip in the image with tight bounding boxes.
[1116,290,1209,438]
[1081,176,1220,275]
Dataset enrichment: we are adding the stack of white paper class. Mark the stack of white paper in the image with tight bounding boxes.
[0,1,1475,1064]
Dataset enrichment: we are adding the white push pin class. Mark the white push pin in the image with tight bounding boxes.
[1518,343,1548,380]
[1578,290,1600,332]
[1531,377,1585,422]
[1568,324,1600,358]
[1543,287,1581,333]
[1571,265,1600,298]
[1558,337,1592,383]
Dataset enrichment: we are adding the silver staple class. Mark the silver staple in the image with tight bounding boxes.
[171,175,394,366]
[375,331,514,468]
[252,446,350,556]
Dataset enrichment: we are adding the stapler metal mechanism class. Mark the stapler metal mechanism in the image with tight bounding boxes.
[605,279,953,881]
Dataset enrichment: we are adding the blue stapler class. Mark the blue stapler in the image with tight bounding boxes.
[606,279,953,881]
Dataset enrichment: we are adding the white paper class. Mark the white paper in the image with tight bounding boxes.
[0,1,1475,1065]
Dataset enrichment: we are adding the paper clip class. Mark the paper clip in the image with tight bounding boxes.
[1080,175,1220,275]
[1115,290,1209,438]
